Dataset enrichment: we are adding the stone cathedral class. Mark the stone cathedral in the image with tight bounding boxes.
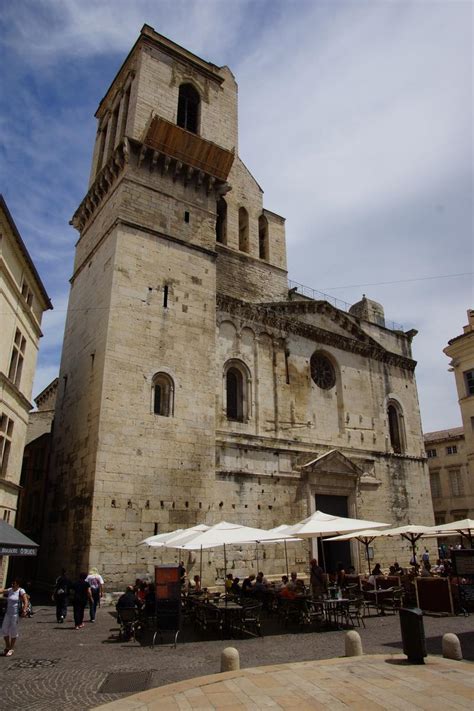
[40,25,434,585]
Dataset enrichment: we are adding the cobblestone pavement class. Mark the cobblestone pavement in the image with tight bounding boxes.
[0,604,472,711]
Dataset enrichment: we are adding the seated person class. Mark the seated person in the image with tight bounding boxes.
[336,562,346,587]
[420,562,432,577]
[392,561,402,574]
[279,576,296,600]
[230,577,241,594]
[254,572,267,592]
[371,563,382,577]
[225,573,233,592]
[116,586,141,620]
[242,574,255,594]
[287,571,298,591]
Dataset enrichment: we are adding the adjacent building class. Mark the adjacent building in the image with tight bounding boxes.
[426,310,474,528]
[0,196,52,582]
[39,26,434,586]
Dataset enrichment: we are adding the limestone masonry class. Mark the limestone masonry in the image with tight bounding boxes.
[39,25,434,585]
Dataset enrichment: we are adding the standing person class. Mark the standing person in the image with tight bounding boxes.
[422,548,430,565]
[177,561,186,586]
[72,572,93,630]
[85,567,104,623]
[53,569,70,623]
[310,558,325,599]
[0,578,27,656]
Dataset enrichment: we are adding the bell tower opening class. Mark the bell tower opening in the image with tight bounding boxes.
[177,83,200,134]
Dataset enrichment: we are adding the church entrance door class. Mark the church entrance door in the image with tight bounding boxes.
[316,494,352,574]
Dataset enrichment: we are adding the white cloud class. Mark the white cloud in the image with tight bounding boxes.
[2,0,472,432]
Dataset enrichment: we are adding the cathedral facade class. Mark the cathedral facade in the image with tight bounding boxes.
[40,26,434,585]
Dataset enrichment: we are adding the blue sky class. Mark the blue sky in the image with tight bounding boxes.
[1,0,472,431]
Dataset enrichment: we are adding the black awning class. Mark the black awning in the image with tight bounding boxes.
[0,520,39,557]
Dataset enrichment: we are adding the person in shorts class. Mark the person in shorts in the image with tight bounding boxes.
[0,578,27,656]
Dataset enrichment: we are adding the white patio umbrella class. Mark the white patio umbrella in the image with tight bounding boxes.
[139,524,211,579]
[426,519,474,548]
[288,510,390,571]
[374,525,433,566]
[325,529,388,574]
[178,521,298,581]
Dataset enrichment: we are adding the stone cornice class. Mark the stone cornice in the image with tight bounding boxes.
[216,294,416,371]
[0,372,33,412]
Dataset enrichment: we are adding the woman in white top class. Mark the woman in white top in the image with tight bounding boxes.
[0,579,27,656]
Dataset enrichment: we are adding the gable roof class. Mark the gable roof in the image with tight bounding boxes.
[0,195,52,310]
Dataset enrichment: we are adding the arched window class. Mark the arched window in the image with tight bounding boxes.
[216,197,227,244]
[177,83,200,134]
[238,207,249,252]
[224,360,251,422]
[387,402,405,454]
[258,214,269,260]
[152,373,174,417]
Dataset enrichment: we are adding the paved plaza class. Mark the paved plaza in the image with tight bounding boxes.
[0,603,472,710]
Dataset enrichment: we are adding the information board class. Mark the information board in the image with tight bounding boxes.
[415,577,453,614]
[452,550,474,577]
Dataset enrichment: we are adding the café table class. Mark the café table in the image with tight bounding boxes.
[321,598,350,628]
[208,599,244,637]
[364,587,394,615]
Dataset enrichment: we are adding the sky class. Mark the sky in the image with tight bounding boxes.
[0,0,472,432]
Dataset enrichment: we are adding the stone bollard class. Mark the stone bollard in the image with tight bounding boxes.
[345,630,363,657]
[442,633,462,661]
[221,646,240,672]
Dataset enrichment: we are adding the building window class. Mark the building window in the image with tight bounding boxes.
[387,401,405,454]
[8,329,26,388]
[449,469,464,497]
[426,449,437,458]
[258,214,269,260]
[152,373,174,417]
[224,360,251,422]
[430,472,441,498]
[3,509,11,523]
[446,445,457,455]
[310,352,336,390]
[216,197,227,244]
[177,83,200,134]
[434,513,445,526]
[21,280,33,307]
[238,207,249,252]
[0,414,13,477]
[464,369,474,396]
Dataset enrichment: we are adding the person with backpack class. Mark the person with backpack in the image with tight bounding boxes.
[85,567,104,623]
[53,569,70,623]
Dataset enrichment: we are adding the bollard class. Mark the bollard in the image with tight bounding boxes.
[345,630,363,657]
[221,646,240,672]
[442,633,462,661]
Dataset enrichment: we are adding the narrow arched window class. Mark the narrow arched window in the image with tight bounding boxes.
[226,368,242,420]
[388,403,404,454]
[177,83,200,134]
[216,197,227,244]
[224,360,251,422]
[238,207,249,252]
[258,214,269,260]
[153,373,174,417]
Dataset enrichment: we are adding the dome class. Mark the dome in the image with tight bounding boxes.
[349,294,385,327]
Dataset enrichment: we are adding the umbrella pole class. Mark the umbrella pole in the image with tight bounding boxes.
[256,543,259,571]
[365,541,371,575]
[224,543,227,608]
[284,539,289,578]
[320,536,327,573]
[199,545,203,584]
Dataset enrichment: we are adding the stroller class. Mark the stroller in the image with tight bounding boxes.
[117,607,142,641]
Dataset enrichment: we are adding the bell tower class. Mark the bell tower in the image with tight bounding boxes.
[43,26,239,581]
